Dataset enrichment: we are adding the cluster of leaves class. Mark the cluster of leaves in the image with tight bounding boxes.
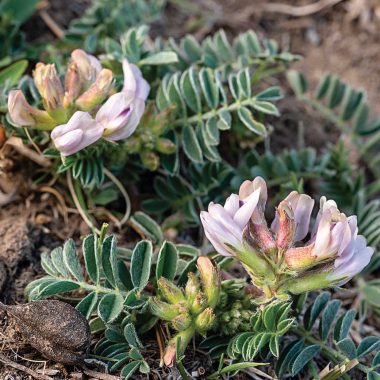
[287,70,380,176]
[65,0,166,52]
[166,29,301,75]
[277,292,380,379]
[0,0,38,59]
[156,68,281,164]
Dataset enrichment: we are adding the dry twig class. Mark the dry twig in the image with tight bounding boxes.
[262,0,344,16]
[0,353,54,380]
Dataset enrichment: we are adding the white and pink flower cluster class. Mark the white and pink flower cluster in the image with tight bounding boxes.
[8,50,149,156]
[201,177,373,297]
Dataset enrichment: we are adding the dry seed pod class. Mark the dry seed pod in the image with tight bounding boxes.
[0,300,91,365]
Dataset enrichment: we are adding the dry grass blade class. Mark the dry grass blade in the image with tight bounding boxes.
[263,0,344,16]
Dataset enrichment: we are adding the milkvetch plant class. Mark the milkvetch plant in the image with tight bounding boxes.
[201,176,374,301]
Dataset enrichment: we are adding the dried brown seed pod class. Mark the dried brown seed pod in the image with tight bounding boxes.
[0,300,91,365]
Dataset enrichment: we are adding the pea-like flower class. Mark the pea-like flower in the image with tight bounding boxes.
[200,184,261,257]
[98,59,150,141]
[200,177,374,300]
[51,111,103,156]
[8,90,55,129]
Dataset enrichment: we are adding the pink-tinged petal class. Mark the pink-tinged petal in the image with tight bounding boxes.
[233,188,260,229]
[285,244,316,269]
[208,204,243,239]
[200,212,239,256]
[104,100,145,141]
[291,193,314,241]
[8,90,35,127]
[51,111,103,156]
[122,59,137,94]
[135,75,150,101]
[348,216,358,238]
[239,177,267,205]
[96,92,133,126]
[330,236,373,284]
[224,194,240,217]
[88,55,102,74]
[53,129,83,154]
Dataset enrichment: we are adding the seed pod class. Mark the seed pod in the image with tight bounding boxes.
[0,300,91,365]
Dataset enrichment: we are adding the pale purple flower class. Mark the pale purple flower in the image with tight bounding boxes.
[98,59,150,141]
[329,234,373,285]
[51,111,103,156]
[200,188,261,256]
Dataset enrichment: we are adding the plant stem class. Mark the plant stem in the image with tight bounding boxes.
[177,360,191,380]
[173,97,255,127]
[67,171,100,234]
[104,168,131,227]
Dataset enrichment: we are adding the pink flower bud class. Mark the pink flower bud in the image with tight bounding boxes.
[33,63,64,111]
[63,63,83,107]
[51,111,103,156]
[7,90,56,129]
[97,59,150,141]
[70,49,101,85]
[197,257,220,308]
[75,69,114,111]
[274,200,295,251]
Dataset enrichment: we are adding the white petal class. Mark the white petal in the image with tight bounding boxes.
[224,194,240,217]
[233,188,260,229]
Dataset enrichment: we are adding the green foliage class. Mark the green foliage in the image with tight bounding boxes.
[156,67,281,163]
[142,161,233,225]
[277,292,380,379]
[0,0,38,58]
[168,29,301,75]
[65,0,166,52]
[287,70,380,176]
[227,301,294,360]
[94,323,150,378]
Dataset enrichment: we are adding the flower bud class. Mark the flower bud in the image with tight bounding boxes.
[71,49,101,85]
[172,313,192,331]
[76,69,114,111]
[157,277,185,304]
[141,151,160,171]
[247,221,276,254]
[33,63,64,112]
[155,138,176,154]
[185,272,200,306]
[190,293,208,315]
[194,307,215,334]
[149,298,185,321]
[163,343,176,367]
[284,245,316,270]
[7,90,56,130]
[63,63,83,107]
[275,201,295,251]
[197,257,220,308]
